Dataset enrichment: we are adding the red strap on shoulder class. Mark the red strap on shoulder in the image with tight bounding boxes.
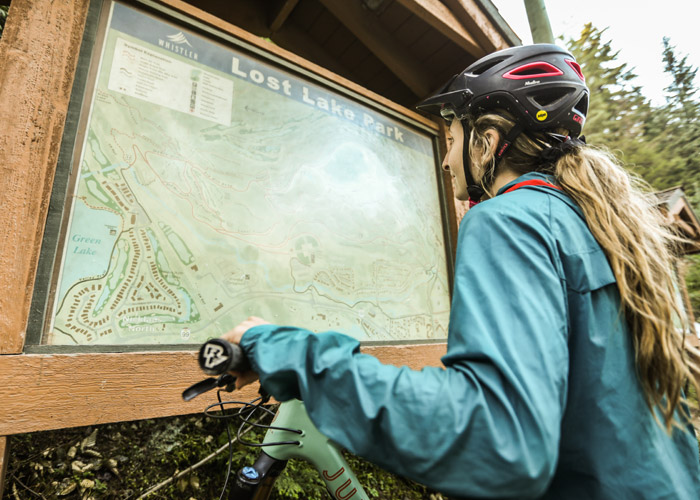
[502,179,561,194]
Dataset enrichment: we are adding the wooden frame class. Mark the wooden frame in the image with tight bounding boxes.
[0,0,456,438]
[0,343,446,436]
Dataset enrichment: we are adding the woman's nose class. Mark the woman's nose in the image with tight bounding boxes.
[441,158,450,172]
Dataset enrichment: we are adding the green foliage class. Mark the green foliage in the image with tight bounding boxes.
[273,459,327,499]
[642,38,700,197]
[5,411,443,499]
[342,452,434,500]
[566,24,668,184]
[684,254,700,321]
[0,5,9,40]
[662,37,699,119]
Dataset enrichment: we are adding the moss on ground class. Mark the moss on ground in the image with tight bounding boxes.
[4,405,443,499]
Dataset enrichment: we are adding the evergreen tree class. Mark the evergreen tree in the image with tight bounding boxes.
[648,39,700,322]
[566,24,665,182]
[643,38,700,197]
[663,37,699,121]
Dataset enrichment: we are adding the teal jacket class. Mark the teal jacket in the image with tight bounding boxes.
[240,172,700,499]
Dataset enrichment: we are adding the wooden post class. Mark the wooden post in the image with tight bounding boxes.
[0,0,90,491]
[0,436,9,498]
[0,0,91,354]
[523,0,554,44]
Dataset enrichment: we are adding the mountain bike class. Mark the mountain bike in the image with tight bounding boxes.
[183,338,370,500]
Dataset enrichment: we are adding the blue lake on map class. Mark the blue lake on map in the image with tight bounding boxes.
[57,199,122,303]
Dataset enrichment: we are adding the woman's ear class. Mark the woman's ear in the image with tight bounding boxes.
[484,128,500,157]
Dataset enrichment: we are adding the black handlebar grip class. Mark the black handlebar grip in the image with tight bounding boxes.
[198,338,250,376]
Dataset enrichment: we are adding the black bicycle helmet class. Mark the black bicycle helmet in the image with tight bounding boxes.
[417,43,589,135]
[417,43,589,201]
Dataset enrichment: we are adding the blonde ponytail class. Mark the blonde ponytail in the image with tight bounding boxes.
[469,111,700,431]
[556,149,699,431]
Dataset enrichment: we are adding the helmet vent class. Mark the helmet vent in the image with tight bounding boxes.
[503,62,564,80]
[469,58,507,76]
[574,94,589,115]
[531,87,571,108]
[566,59,585,81]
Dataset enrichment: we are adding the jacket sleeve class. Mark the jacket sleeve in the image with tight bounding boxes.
[239,200,569,499]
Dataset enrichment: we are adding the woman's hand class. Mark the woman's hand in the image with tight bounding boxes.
[221,316,270,390]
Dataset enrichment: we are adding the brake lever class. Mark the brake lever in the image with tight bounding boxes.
[182,373,238,401]
[220,374,237,392]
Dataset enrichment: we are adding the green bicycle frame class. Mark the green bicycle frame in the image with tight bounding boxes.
[262,399,369,500]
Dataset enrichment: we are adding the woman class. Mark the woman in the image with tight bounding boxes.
[224,44,700,498]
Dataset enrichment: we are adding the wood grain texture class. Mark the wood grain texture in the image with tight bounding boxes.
[272,21,359,81]
[0,345,446,436]
[395,0,484,57]
[442,0,510,52]
[317,0,434,98]
[0,0,91,354]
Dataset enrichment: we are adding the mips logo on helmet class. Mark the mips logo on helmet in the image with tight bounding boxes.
[536,110,548,121]
[203,344,229,369]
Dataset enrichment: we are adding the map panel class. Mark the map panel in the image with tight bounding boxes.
[47,1,451,345]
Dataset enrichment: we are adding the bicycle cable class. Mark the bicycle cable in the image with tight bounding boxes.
[204,397,304,447]
[216,390,234,500]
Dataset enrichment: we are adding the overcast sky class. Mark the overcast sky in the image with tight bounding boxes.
[490,0,700,106]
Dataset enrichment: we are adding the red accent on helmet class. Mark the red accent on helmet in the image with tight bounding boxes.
[565,59,585,81]
[502,61,564,80]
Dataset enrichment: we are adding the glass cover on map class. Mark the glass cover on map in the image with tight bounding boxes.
[45,1,451,345]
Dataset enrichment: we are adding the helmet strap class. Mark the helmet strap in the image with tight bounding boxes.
[495,122,524,165]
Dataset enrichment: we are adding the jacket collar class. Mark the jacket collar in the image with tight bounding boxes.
[495,171,585,219]
[496,172,556,196]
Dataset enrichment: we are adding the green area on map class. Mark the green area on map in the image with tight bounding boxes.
[49,28,450,345]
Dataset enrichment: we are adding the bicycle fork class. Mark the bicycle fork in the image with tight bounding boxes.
[232,451,287,500]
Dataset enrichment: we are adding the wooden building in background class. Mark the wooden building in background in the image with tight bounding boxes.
[655,186,700,349]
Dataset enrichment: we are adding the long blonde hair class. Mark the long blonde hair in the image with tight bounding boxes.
[469,111,700,431]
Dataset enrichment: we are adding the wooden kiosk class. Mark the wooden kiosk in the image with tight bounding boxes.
[0,0,518,492]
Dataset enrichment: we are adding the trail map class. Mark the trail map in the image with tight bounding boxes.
[48,2,451,345]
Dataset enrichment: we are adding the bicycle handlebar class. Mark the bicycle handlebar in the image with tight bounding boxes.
[198,338,250,376]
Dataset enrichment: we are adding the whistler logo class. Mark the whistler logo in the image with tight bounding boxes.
[167,31,193,47]
[158,30,198,60]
